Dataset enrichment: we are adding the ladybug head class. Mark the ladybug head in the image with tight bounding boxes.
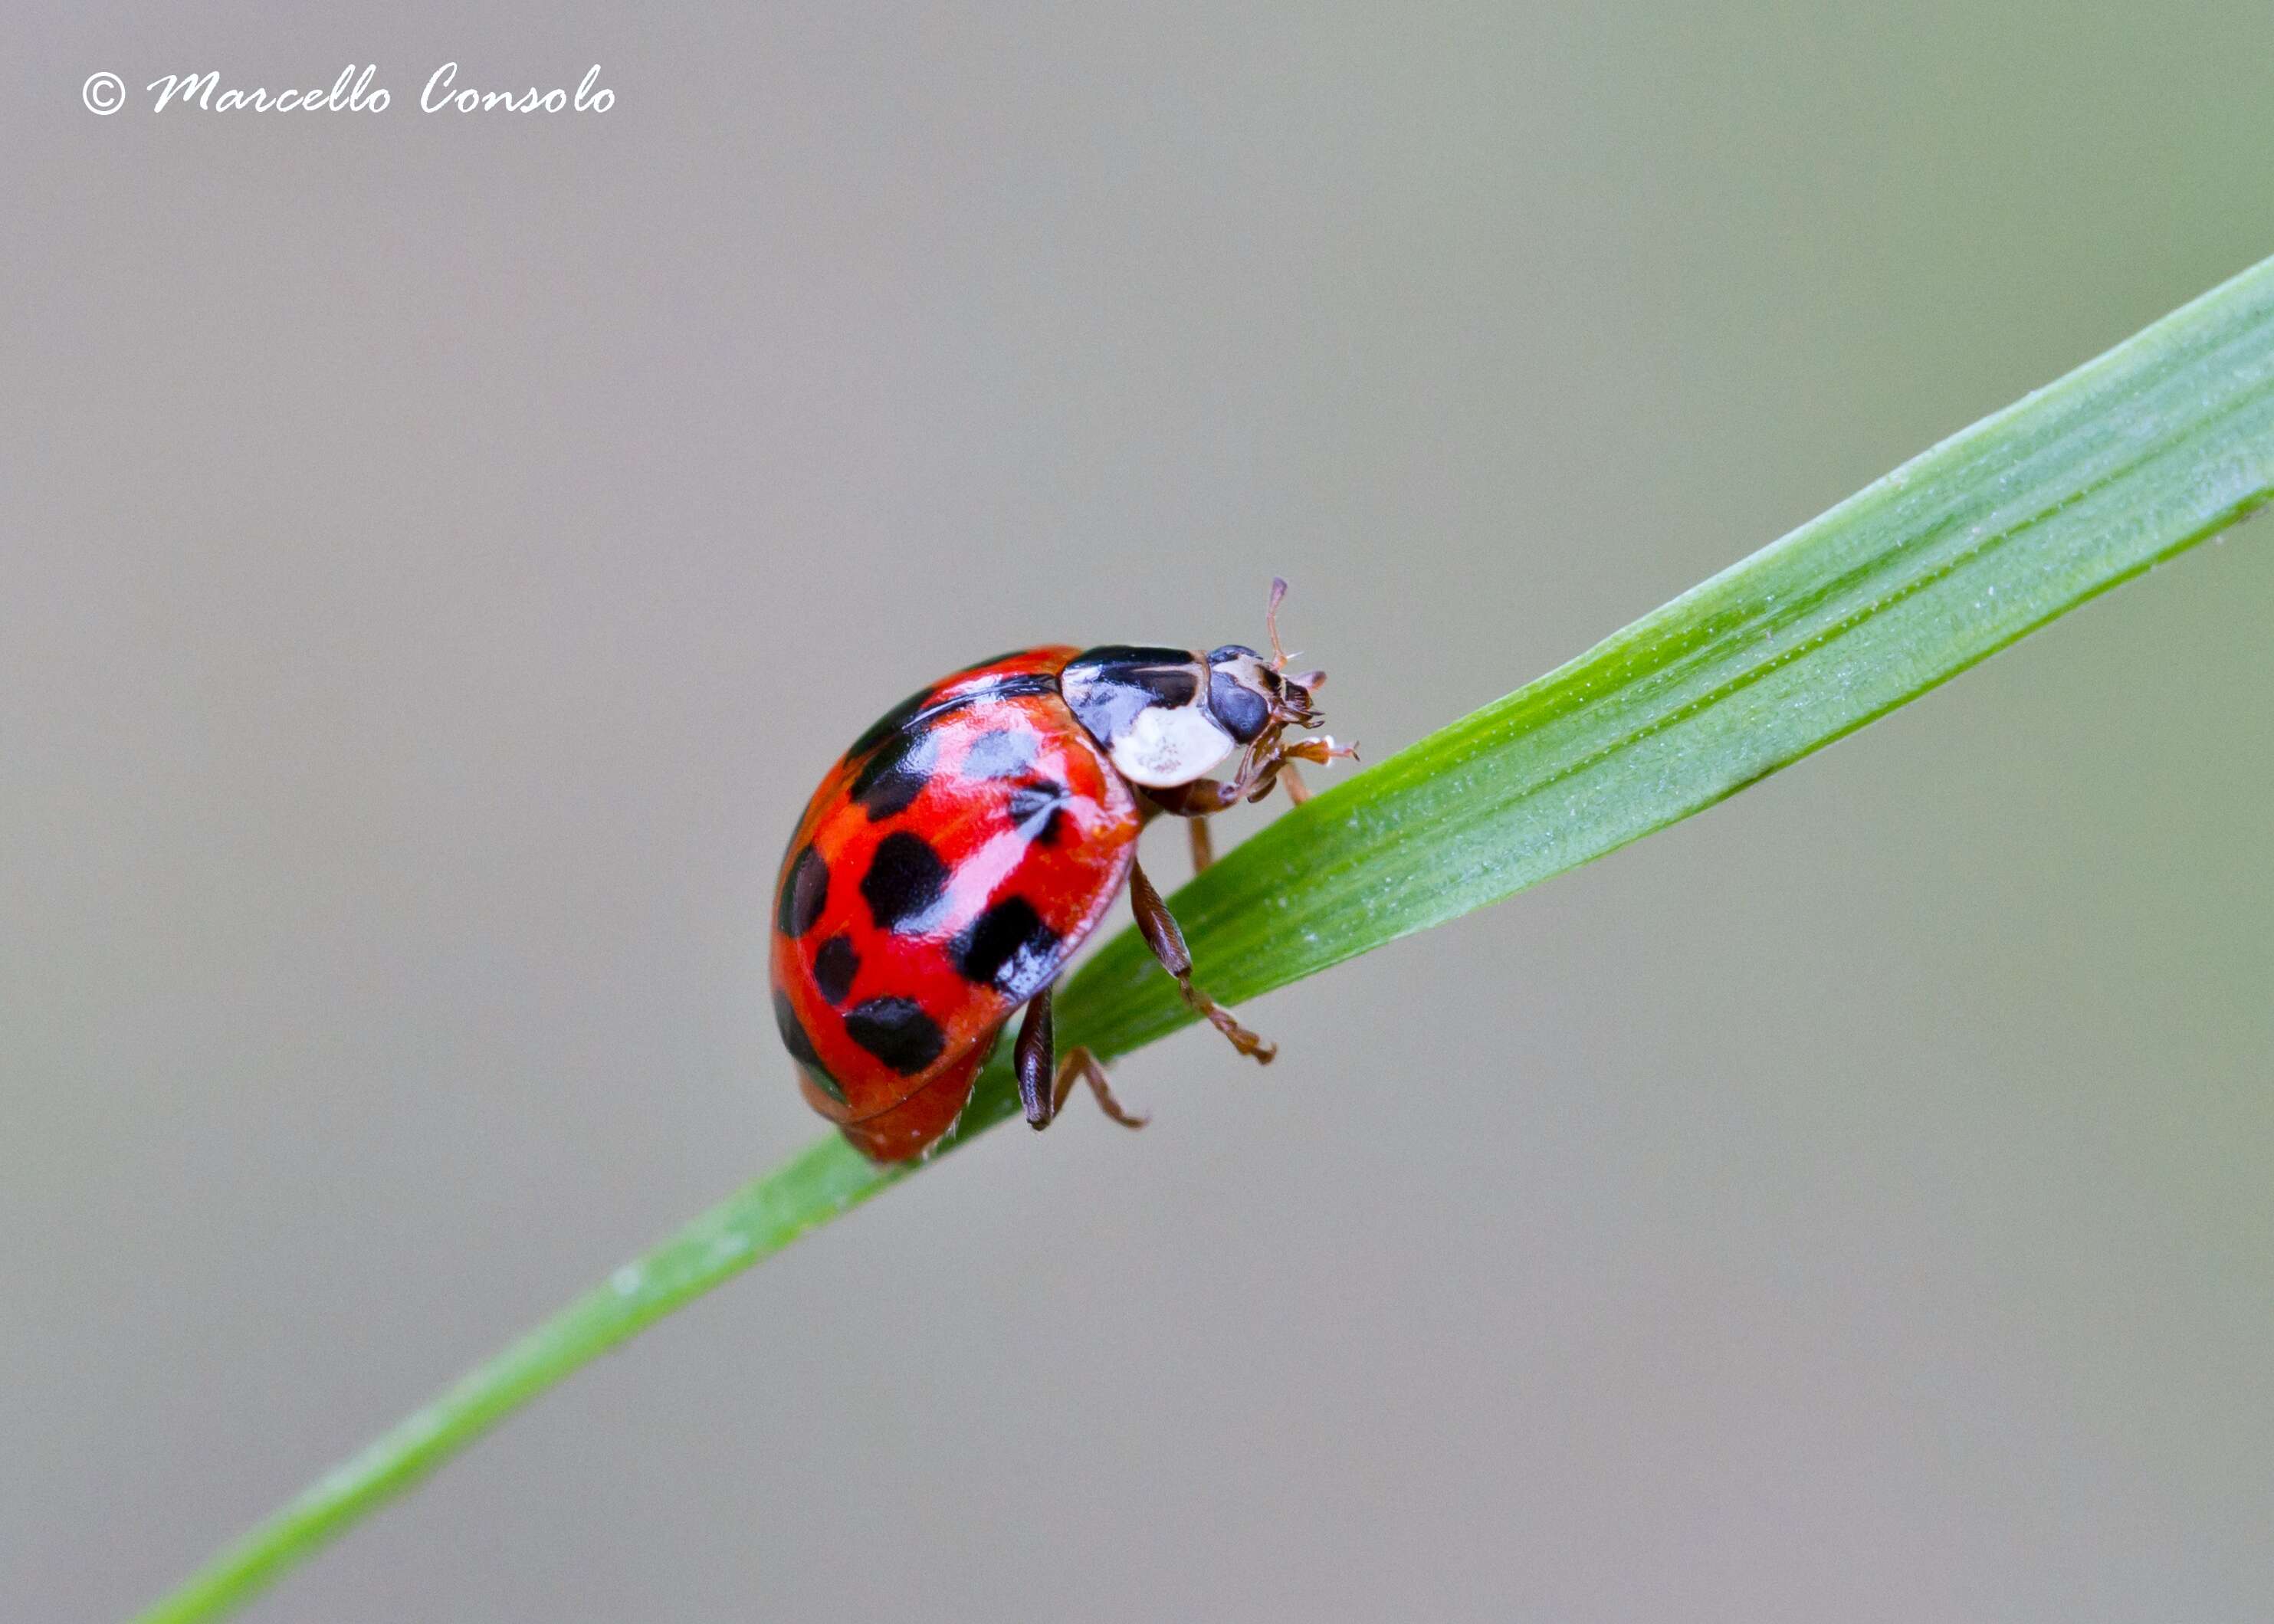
[1061,579,1330,791]
[1205,576,1327,745]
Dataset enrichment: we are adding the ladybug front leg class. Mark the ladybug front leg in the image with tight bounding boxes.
[1127,861,1276,1063]
[1145,735,1357,821]
[1238,733,1357,804]
[1013,983,1147,1131]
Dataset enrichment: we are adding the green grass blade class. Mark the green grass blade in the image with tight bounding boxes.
[136,253,2274,1624]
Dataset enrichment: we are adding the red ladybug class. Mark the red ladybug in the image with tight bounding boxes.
[771,581,1354,1163]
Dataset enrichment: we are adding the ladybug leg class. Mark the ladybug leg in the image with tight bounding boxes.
[1127,860,1276,1064]
[1143,779,1239,818]
[1053,1046,1147,1128]
[1147,737,1358,819]
[1012,983,1057,1126]
[1236,734,1358,804]
[1187,813,1215,872]
[1014,985,1146,1130]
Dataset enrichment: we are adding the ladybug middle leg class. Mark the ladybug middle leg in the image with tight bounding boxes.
[1014,983,1147,1131]
[1127,860,1276,1063]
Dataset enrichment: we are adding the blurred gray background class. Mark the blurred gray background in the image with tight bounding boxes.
[7,2,2271,1619]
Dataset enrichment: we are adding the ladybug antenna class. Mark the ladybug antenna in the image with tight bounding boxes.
[1265,576,1291,669]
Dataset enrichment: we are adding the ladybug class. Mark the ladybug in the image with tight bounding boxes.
[770,580,1355,1163]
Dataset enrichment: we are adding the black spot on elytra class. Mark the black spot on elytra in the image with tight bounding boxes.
[952,897,1062,1001]
[961,727,1038,781]
[861,830,950,933]
[1006,779,1069,846]
[773,990,820,1064]
[777,844,829,937]
[851,727,938,820]
[844,996,947,1075]
[812,933,859,1005]
[847,685,933,760]
[773,990,844,1102]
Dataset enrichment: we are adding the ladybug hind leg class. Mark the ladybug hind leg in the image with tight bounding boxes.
[1014,983,1147,1132]
[1127,860,1276,1064]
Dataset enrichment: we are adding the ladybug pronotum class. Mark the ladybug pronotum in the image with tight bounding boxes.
[770,580,1355,1162]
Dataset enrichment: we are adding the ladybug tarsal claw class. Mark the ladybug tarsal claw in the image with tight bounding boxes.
[1203,1002,1276,1063]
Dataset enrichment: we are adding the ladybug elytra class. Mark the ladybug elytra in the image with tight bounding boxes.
[770,580,1355,1163]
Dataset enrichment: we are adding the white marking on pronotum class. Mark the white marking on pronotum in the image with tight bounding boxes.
[1108,704,1235,789]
